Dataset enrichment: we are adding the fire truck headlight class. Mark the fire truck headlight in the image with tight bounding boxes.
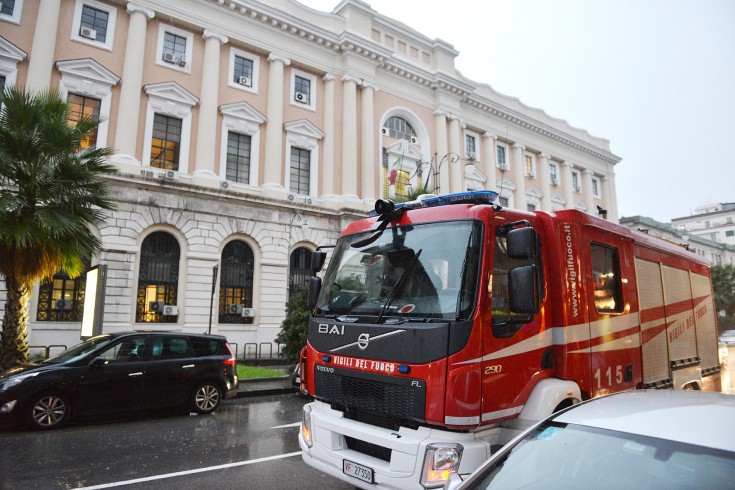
[301,404,313,448]
[420,443,464,488]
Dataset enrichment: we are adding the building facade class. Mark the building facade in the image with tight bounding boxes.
[620,216,735,267]
[672,203,735,247]
[0,0,621,353]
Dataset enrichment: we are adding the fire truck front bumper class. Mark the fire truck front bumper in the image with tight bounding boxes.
[299,399,495,490]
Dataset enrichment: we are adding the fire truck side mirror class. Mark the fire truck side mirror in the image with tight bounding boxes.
[311,251,327,274]
[308,276,322,310]
[506,227,539,259]
[508,265,540,315]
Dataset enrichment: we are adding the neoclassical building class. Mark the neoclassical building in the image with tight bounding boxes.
[0,0,621,353]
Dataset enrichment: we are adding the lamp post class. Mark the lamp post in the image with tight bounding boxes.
[407,151,475,196]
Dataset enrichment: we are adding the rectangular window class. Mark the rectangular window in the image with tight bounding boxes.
[294,75,311,105]
[465,134,476,159]
[499,196,509,207]
[549,163,559,185]
[726,230,734,237]
[525,155,535,177]
[67,93,101,149]
[572,171,581,192]
[233,55,253,86]
[1,0,16,16]
[590,243,623,313]
[527,204,536,211]
[592,178,600,198]
[150,114,182,170]
[162,31,187,64]
[79,4,108,42]
[496,145,507,170]
[290,147,311,195]
[226,132,251,184]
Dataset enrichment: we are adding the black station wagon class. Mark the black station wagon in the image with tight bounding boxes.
[0,331,239,430]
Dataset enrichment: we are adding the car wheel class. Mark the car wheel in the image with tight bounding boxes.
[191,382,222,414]
[27,393,70,430]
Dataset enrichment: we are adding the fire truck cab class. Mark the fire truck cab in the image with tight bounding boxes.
[299,191,720,489]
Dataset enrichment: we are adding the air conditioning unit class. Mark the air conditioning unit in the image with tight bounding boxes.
[410,136,418,144]
[466,151,476,160]
[242,307,256,318]
[162,52,176,63]
[141,169,156,178]
[237,76,252,87]
[164,170,178,180]
[80,27,97,40]
[176,56,187,67]
[287,193,295,201]
[163,305,178,316]
[304,197,314,205]
[574,185,581,192]
[53,299,74,310]
[227,304,243,315]
[381,127,390,136]
[220,180,230,190]
[295,91,307,103]
[149,301,165,313]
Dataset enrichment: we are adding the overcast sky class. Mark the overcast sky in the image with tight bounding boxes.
[298,0,735,223]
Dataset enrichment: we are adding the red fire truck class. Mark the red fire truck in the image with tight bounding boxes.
[298,191,721,489]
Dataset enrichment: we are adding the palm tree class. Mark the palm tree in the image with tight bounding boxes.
[0,87,117,368]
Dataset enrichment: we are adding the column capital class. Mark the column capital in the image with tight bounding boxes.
[267,53,291,65]
[203,29,228,44]
[126,3,155,19]
[342,74,361,84]
[561,161,573,168]
[512,143,525,151]
[583,169,594,175]
[482,131,497,140]
[539,152,550,159]
[361,80,379,92]
[433,109,450,118]
[323,73,336,82]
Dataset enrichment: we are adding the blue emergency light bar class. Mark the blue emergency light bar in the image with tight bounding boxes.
[370,190,499,216]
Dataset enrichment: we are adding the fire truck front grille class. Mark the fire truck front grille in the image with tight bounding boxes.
[314,366,426,423]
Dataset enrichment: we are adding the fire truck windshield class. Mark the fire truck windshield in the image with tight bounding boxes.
[316,220,482,320]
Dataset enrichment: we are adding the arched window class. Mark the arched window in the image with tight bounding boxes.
[137,232,180,323]
[289,247,313,298]
[384,116,415,141]
[219,240,255,324]
[36,258,91,322]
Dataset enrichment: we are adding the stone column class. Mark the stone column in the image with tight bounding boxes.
[447,116,463,194]
[341,75,359,198]
[194,30,228,176]
[433,111,449,194]
[561,161,575,209]
[25,0,61,93]
[320,74,336,197]
[512,143,527,210]
[537,153,552,212]
[605,172,619,222]
[583,169,595,215]
[263,54,290,189]
[482,132,498,191]
[113,3,155,164]
[360,81,378,201]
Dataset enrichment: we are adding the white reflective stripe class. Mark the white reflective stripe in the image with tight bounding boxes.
[589,312,640,338]
[569,332,641,354]
[444,415,480,425]
[481,405,524,422]
[455,330,554,365]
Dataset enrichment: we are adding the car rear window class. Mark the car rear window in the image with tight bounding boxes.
[191,338,222,357]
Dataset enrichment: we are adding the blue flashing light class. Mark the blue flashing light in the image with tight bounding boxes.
[322,355,332,363]
[398,365,411,374]
[370,190,499,216]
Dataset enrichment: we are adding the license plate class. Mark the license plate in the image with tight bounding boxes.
[343,459,373,484]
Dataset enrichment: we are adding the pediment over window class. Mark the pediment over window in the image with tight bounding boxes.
[575,200,589,212]
[284,119,325,140]
[0,36,27,63]
[495,176,517,192]
[144,81,199,107]
[526,185,544,200]
[220,102,266,125]
[56,58,119,86]
[551,192,566,206]
[384,139,422,161]
[467,167,487,184]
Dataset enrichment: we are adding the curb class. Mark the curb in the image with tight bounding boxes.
[235,376,297,398]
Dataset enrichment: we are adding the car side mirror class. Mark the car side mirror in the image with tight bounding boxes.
[90,356,109,367]
[311,251,327,274]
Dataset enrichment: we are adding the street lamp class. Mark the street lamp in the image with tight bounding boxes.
[410,151,476,195]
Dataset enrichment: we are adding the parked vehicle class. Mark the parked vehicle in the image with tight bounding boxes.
[444,390,735,489]
[299,190,721,489]
[0,331,238,430]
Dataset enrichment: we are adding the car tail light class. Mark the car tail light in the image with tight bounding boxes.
[223,343,236,365]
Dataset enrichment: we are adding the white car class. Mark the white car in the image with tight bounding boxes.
[445,390,735,489]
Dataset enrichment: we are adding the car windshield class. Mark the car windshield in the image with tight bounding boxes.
[41,334,115,365]
[316,220,482,320]
[472,422,735,489]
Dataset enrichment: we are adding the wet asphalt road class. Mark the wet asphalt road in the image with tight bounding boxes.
[0,393,354,490]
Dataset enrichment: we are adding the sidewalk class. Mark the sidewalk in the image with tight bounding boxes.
[236,375,297,398]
